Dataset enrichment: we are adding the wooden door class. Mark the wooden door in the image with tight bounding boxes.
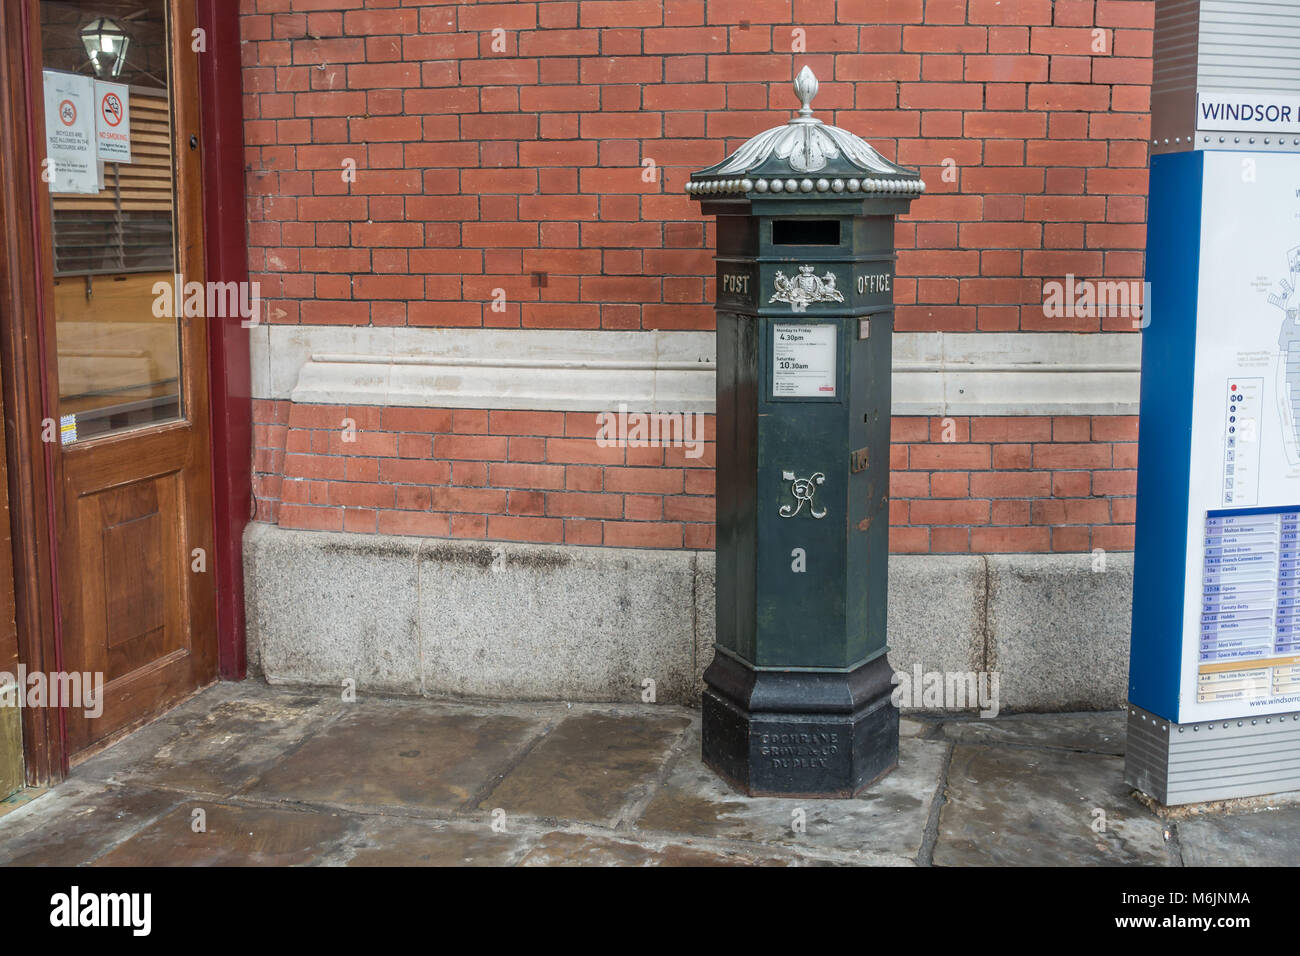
[0,355,21,799]
[34,0,216,757]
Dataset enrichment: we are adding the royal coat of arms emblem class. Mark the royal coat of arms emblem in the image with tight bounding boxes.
[770,265,844,313]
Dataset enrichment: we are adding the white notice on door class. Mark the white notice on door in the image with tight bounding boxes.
[42,70,98,194]
[773,324,837,398]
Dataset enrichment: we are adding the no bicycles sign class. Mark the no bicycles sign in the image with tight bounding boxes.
[41,70,97,194]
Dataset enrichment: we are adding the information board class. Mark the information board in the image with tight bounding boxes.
[1180,150,1300,720]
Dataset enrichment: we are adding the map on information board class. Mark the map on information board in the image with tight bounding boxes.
[1182,150,1300,721]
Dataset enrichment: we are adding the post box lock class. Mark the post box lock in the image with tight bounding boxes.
[850,447,869,473]
[779,470,827,519]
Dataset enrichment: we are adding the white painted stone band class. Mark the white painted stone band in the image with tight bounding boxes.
[249,325,1141,415]
[894,331,1140,415]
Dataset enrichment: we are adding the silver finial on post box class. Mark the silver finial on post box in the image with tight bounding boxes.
[794,65,818,119]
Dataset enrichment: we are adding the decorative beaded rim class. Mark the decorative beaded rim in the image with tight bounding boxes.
[685,176,926,196]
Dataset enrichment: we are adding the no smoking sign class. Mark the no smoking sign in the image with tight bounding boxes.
[100,91,123,127]
[94,80,130,162]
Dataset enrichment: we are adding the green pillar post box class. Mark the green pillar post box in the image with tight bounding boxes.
[687,67,924,797]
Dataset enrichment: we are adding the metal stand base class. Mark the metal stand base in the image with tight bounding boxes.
[701,653,898,798]
[1125,703,1300,805]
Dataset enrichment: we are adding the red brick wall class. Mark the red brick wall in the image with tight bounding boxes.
[889,414,1135,552]
[253,400,1137,552]
[239,0,1152,333]
[239,0,1152,553]
[253,400,717,547]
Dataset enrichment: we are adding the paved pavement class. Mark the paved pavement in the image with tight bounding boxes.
[0,680,1295,866]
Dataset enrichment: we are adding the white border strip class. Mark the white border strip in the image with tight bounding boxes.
[249,325,1140,415]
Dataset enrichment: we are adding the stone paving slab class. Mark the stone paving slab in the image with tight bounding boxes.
[94,801,356,867]
[516,830,818,867]
[244,701,548,812]
[326,818,540,867]
[1177,806,1300,867]
[77,689,347,797]
[899,717,929,738]
[71,680,281,776]
[3,681,1298,866]
[935,744,1173,867]
[481,709,691,827]
[935,711,1125,755]
[635,729,945,864]
[0,781,181,866]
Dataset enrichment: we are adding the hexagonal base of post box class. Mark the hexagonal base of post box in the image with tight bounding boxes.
[701,653,898,798]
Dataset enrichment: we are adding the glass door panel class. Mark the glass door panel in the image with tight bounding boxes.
[40,0,181,442]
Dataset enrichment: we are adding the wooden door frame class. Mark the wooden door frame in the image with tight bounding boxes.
[0,0,250,784]
[196,0,252,685]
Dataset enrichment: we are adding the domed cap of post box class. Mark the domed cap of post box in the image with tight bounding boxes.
[685,66,925,200]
